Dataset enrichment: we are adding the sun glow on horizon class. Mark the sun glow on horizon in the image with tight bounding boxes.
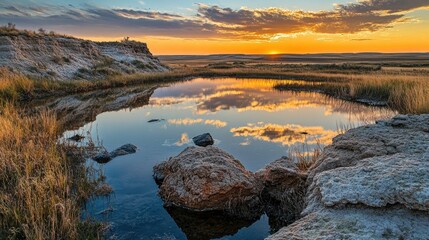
[6,1,428,55]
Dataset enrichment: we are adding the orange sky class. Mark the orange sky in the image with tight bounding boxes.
[2,1,429,54]
[82,11,429,55]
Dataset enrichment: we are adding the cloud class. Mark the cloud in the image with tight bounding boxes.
[0,0,427,39]
[114,9,185,21]
[336,0,429,14]
[196,4,406,38]
[230,123,338,145]
[0,3,216,38]
[175,133,190,146]
[163,133,191,146]
[168,118,227,128]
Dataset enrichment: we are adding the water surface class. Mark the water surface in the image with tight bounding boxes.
[65,78,395,239]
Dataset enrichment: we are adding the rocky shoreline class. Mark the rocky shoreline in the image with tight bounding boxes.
[153,114,429,239]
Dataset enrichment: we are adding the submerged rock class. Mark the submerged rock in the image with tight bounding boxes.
[153,146,263,218]
[92,144,138,164]
[92,149,112,164]
[110,144,138,158]
[267,114,429,239]
[192,133,214,147]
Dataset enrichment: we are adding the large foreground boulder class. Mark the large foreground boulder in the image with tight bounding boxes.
[153,146,263,218]
[267,114,429,239]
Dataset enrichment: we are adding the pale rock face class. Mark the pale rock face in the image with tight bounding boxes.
[267,208,429,240]
[268,114,429,239]
[314,153,429,211]
[0,35,168,80]
[153,146,263,218]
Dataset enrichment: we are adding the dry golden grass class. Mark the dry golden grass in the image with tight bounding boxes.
[0,104,105,239]
[272,68,429,114]
[288,140,323,173]
[2,62,429,114]
[338,74,429,114]
[0,68,34,100]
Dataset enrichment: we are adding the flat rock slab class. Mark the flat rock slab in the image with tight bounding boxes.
[267,208,429,240]
[314,153,429,211]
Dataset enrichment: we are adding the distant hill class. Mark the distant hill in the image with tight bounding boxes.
[0,26,168,80]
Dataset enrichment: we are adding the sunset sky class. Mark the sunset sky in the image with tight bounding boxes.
[1,0,428,54]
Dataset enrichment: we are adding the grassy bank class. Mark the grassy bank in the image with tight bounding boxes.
[0,103,107,239]
[274,73,429,114]
[2,63,429,114]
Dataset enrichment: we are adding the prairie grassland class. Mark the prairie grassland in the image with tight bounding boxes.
[0,103,107,239]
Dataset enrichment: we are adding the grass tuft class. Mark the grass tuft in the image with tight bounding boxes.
[0,103,106,239]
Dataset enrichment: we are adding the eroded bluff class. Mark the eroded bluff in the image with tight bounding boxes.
[0,35,168,80]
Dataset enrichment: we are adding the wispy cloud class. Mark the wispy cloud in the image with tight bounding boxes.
[335,0,429,14]
[230,123,337,145]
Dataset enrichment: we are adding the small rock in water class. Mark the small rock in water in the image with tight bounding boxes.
[92,150,112,164]
[148,119,165,123]
[393,114,408,121]
[110,144,138,158]
[68,134,85,142]
[192,133,214,147]
[92,144,138,163]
